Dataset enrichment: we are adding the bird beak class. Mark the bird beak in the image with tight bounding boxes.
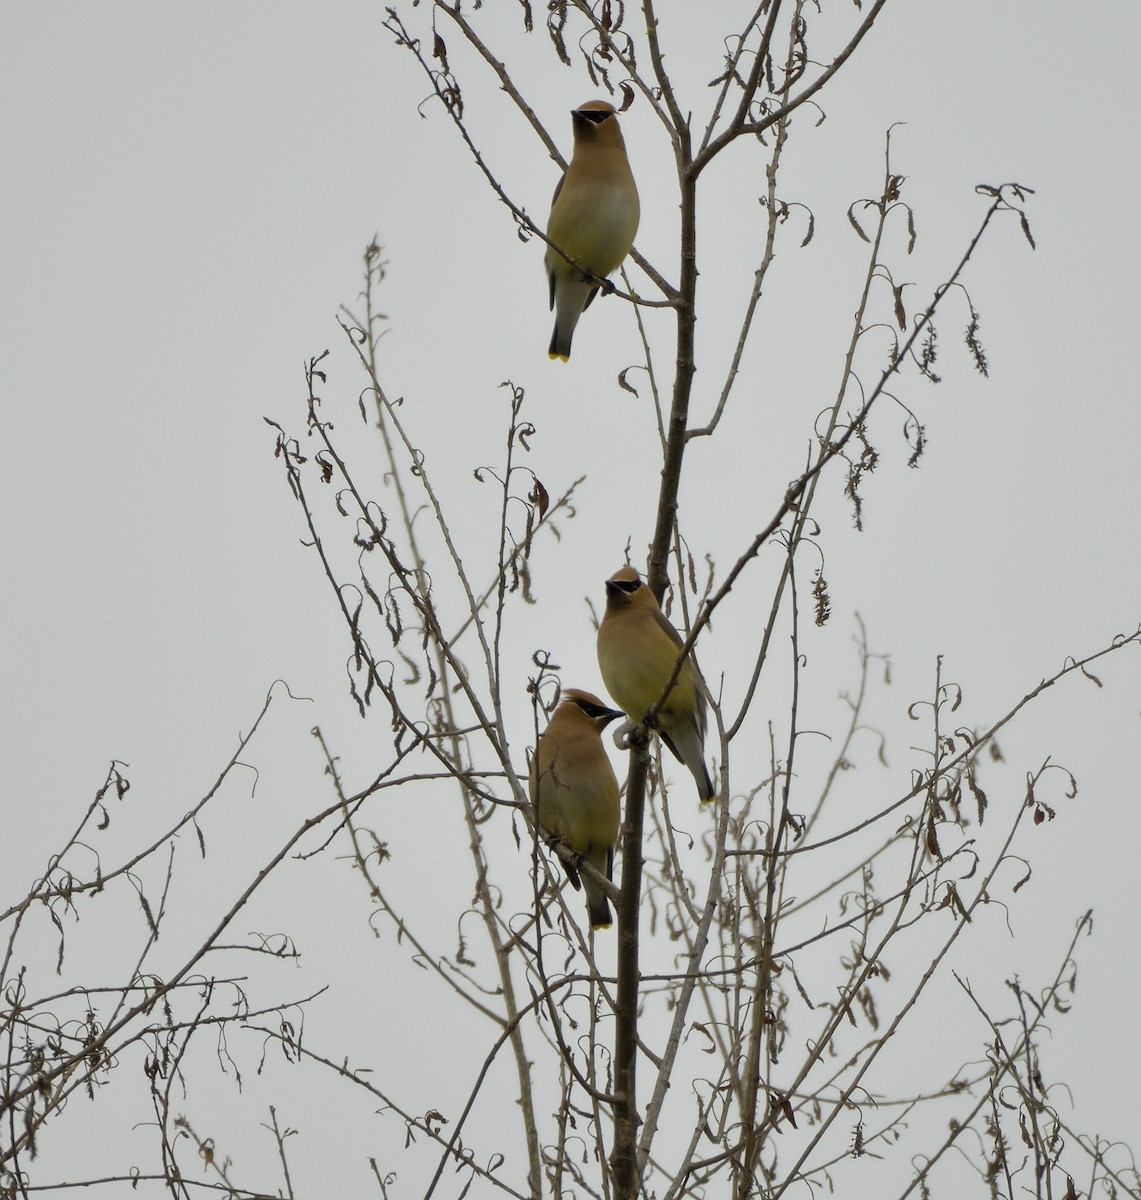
[600,707,625,728]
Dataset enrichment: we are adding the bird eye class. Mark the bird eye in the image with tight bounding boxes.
[578,110,610,125]
[618,580,640,593]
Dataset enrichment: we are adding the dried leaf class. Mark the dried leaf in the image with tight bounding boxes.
[530,478,550,520]
[1019,212,1037,250]
[800,208,815,247]
[688,1022,716,1054]
[926,815,941,858]
[966,768,988,826]
[893,283,907,330]
[617,366,639,396]
[847,201,872,243]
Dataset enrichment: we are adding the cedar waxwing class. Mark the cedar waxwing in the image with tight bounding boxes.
[530,688,625,929]
[597,566,715,804]
[544,100,640,362]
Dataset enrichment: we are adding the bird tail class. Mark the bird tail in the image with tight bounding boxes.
[661,728,716,805]
[548,322,572,362]
[584,845,614,929]
[548,276,598,361]
[585,886,612,930]
[692,759,716,806]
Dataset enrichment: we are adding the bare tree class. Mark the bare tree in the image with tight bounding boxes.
[3,5,1139,1200]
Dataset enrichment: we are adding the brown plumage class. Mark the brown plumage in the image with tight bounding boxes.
[530,688,625,929]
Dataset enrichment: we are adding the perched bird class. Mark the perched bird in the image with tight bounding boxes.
[530,688,625,929]
[597,565,715,804]
[544,100,640,362]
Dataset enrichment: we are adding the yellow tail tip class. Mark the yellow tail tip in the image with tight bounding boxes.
[548,352,570,363]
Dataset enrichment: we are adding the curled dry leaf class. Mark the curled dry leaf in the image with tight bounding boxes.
[529,478,550,520]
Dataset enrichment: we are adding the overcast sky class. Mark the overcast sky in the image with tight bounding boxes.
[3,2,1139,1193]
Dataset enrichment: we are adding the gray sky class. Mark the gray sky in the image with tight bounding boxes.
[3,1,1139,1192]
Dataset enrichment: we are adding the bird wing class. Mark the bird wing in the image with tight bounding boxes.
[650,606,685,649]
